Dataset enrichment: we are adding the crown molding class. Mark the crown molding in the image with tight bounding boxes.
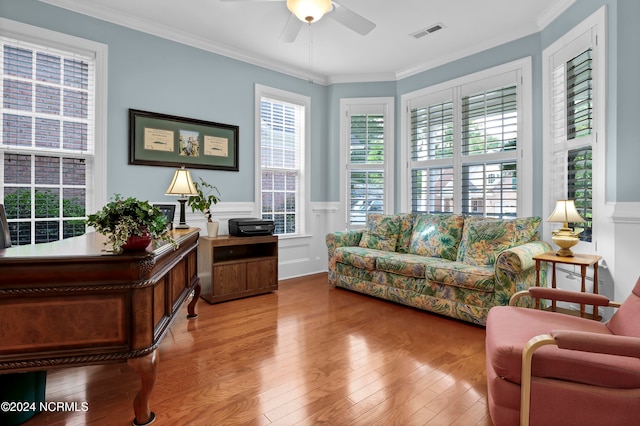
[536,0,577,30]
[38,0,330,85]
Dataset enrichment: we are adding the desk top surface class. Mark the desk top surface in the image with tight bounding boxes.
[0,228,199,261]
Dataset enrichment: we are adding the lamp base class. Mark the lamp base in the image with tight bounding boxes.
[176,198,189,230]
[551,228,580,257]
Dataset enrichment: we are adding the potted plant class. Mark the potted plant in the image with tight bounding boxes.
[86,194,176,252]
[186,177,221,237]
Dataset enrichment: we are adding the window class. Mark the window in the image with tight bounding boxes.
[0,19,106,246]
[340,98,394,228]
[256,85,309,236]
[402,59,531,217]
[543,7,604,252]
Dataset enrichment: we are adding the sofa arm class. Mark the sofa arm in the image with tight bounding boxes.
[494,241,552,307]
[326,230,363,285]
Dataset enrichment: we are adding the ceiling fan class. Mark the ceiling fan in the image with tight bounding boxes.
[220,0,376,42]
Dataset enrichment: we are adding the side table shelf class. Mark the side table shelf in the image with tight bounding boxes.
[533,252,602,320]
[198,234,278,303]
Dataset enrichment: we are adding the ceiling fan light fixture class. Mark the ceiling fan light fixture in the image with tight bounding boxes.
[287,0,332,23]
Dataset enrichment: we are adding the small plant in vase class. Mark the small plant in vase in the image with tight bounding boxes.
[86,195,177,252]
[187,177,221,237]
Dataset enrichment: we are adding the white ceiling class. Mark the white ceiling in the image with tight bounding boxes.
[40,0,575,84]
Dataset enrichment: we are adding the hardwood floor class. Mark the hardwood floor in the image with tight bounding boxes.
[25,273,493,426]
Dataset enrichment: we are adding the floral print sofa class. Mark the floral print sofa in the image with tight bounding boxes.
[326,213,551,325]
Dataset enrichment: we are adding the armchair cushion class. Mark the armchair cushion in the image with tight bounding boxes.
[486,306,640,389]
[606,278,640,337]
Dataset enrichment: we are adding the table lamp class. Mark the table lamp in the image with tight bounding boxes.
[165,166,198,229]
[546,199,585,257]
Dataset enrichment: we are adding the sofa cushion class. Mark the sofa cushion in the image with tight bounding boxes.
[514,216,542,245]
[335,246,385,270]
[359,214,400,251]
[409,214,464,260]
[457,217,517,266]
[395,213,415,254]
[424,258,496,291]
[486,306,640,389]
[376,252,442,279]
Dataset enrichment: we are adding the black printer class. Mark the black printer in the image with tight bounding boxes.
[228,218,275,237]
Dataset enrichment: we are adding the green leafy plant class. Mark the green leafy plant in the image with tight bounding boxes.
[86,195,176,252]
[187,178,221,222]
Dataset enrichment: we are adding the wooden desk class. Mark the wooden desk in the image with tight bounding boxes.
[533,252,602,319]
[0,229,201,426]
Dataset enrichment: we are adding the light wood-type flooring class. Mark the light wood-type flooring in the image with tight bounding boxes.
[24,273,493,426]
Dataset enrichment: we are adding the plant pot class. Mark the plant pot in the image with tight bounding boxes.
[206,221,219,237]
[121,234,152,251]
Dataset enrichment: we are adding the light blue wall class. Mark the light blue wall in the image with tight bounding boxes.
[0,0,328,203]
[2,0,638,208]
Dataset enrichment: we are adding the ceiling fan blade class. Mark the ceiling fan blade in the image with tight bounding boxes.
[329,2,376,36]
[279,12,304,43]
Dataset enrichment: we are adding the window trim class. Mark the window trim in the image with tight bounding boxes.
[400,57,533,216]
[340,97,395,229]
[254,84,310,237]
[542,6,606,254]
[0,18,108,240]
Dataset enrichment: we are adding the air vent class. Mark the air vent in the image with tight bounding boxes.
[410,23,445,39]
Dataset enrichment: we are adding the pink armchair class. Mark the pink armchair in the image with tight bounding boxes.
[485,277,640,425]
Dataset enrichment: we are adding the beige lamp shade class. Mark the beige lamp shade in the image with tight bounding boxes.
[546,200,585,227]
[165,167,197,196]
[546,200,585,257]
[287,0,332,23]
[165,167,197,229]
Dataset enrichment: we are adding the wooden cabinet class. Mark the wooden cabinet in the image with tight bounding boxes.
[198,234,278,303]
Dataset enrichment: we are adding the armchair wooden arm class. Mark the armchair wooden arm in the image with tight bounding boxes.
[550,330,640,358]
[510,287,620,309]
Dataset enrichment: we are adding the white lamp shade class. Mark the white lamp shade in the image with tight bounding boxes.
[287,0,332,23]
[547,200,585,224]
[165,167,197,196]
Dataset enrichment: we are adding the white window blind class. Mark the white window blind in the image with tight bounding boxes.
[549,42,594,243]
[341,98,393,229]
[349,112,385,225]
[406,65,525,218]
[1,36,95,245]
[260,96,303,235]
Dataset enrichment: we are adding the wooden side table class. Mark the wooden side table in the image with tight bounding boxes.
[533,252,603,320]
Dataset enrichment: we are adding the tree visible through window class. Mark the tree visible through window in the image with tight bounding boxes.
[1,38,95,245]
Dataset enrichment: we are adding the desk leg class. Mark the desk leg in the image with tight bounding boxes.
[593,263,600,320]
[551,263,557,312]
[187,282,200,319]
[128,350,158,426]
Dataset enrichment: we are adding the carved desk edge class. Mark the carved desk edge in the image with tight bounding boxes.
[0,228,201,372]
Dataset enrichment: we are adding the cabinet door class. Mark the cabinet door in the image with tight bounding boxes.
[213,263,246,296]
[246,259,277,291]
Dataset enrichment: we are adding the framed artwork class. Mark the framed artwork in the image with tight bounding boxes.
[129,109,239,171]
[153,204,176,230]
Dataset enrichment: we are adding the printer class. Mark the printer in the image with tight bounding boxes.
[228,218,275,237]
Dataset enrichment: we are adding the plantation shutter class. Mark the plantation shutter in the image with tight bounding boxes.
[410,98,454,213]
[550,41,594,242]
[347,107,385,226]
[460,84,518,217]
